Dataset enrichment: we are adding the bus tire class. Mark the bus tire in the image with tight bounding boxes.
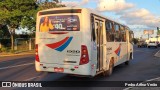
[125,53,132,65]
[125,61,129,65]
[105,59,114,76]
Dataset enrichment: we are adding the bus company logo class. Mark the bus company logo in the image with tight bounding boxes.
[46,37,73,52]
[2,82,11,87]
[114,44,121,56]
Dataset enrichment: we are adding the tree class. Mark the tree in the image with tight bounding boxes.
[132,38,139,44]
[0,24,10,38]
[157,27,160,36]
[0,0,65,50]
[0,24,10,48]
[38,0,65,10]
[37,0,60,3]
[0,0,38,50]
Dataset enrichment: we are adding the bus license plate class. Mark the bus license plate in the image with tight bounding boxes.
[54,67,64,72]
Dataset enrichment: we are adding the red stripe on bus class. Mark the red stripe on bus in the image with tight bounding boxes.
[49,32,68,34]
[115,45,120,54]
[46,37,69,49]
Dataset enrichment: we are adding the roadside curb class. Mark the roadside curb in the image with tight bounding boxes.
[0,53,34,57]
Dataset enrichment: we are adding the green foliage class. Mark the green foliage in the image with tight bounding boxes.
[0,0,38,31]
[0,0,38,50]
[9,49,15,53]
[38,1,65,10]
[157,29,160,36]
[0,47,10,52]
[132,38,139,44]
[20,16,36,32]
[0,47,16,53]
[0,0,65,51]
[0,25,10,38]
[0,0,65,33]
[0,38,11,47]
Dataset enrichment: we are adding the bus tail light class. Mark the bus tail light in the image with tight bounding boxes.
[79,45,89,65]
[35,44,40,62]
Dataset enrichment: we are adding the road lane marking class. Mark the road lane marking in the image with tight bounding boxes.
[154,50,160,57]
[0,63,34,70]
[146,76,160,81]
[24,76,42,81]
[123,87,132,90]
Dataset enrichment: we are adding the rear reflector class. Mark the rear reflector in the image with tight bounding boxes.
[74,66,79,68]
[35,44,40,62]
[79,45,89,65]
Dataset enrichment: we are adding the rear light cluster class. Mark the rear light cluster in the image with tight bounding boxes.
[35,44,40,62]
[79,45,89,65]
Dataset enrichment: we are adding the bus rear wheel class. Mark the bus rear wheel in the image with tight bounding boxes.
[125,53,132,65]
[104,59,114,76]
[125,61,129,65]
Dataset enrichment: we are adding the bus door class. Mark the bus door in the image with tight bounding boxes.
[95,19,104,71]
[128,30,134,60]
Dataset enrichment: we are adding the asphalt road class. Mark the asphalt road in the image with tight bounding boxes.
[0,45,160,90]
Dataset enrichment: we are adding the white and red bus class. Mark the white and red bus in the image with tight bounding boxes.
[35,7,133,77]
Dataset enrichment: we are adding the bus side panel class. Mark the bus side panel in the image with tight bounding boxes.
[81,9,97,76]
[106,42,128,67]
[126,30,133,60]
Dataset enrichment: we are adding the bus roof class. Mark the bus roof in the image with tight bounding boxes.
[38,7,129,29]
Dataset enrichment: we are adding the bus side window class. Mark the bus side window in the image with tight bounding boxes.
[100,23,103,44]
[105,20,114,42]
[129,31,134,43]
[95,22,99,44]
[120,26,126,42]
[91,16,96,42]
[114,24,120,42]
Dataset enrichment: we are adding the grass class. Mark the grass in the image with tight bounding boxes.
[0,47,34,54]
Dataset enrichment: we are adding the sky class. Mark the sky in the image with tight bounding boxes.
[61,0,160,38]
[16,0,160,38]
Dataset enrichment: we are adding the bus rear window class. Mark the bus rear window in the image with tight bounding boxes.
[39,15,80,32]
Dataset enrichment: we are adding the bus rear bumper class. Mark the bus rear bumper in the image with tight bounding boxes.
[35,61,96,76]
[35,61,41,72]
